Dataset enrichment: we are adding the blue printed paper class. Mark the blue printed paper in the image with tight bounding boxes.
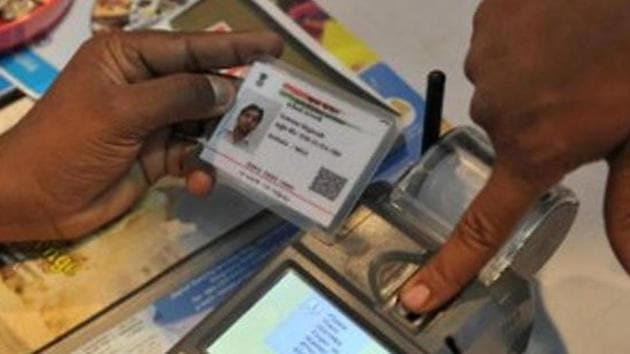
[153,222,299,324]
[0,76,13,96]
[0,48,58,98]
[0,0,92,99]
[361,63,426,184]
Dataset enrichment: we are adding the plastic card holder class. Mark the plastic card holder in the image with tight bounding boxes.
[388,126,579,284]
[199,58,399,235]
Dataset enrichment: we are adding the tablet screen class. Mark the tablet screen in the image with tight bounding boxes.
[207,270,391,353]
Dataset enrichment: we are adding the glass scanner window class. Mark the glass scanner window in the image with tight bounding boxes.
[207,270,391,354]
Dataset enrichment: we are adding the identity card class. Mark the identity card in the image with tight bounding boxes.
[199,60,398,232]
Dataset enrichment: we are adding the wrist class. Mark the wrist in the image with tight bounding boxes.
[0,130,56,241]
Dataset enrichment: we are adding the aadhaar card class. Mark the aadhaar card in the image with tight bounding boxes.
[199,61,398,231]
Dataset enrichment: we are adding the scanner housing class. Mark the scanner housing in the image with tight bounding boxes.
[171,126,579,354]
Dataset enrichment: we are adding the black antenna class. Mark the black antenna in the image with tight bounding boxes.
[421,70,446,154]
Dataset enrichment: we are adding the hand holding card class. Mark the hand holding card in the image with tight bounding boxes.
[0,31,283,241]
[200,60,398,233]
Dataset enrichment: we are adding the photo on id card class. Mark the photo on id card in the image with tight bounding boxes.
[208,90,281,154]
[200,61,397,232]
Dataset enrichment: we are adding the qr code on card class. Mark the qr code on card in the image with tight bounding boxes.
[309,167,348,202]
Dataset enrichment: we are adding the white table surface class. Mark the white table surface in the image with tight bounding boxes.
[317,0,630,353]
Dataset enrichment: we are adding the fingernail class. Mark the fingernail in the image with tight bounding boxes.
[207,76,234,106]
[183,143,199,156]
[401,284,431,311]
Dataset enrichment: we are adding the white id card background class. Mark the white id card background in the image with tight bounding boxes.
[200,61,397,232]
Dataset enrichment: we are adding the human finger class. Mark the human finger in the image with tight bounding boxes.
[399,166,545,312]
